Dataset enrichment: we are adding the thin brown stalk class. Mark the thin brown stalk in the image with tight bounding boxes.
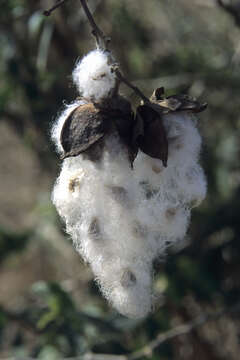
[43,0,70,16]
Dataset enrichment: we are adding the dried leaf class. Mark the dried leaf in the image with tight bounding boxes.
[158,97,182,111]
[135,105,168,167]
[150,87,165,101]
[60,103,109,159]
[150,88,207,114]
[164,94,207,113]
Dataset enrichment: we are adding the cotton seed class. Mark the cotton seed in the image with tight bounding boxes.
[120,269,137,288]
[68,171,84,193]
[105,185,131,206]
[132,221,147,238]
[89,217,101,238]
[69,178,81,192]
[165,207,177,219]
[152,164,162,174]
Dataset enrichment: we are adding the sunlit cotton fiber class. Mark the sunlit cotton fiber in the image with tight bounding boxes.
[72,49,116,101]
[52,50,207,318]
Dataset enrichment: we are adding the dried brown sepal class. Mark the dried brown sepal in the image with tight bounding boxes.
[135,105,168,167]
[89,217,101,239]
[150,88,207,114]
[152,87,165,100]
[112,110,138,166]
[120,269,137,288]
[164,94,207,113]
[97,95,137,166]
[60,96,137,166]
[60,103,110,159]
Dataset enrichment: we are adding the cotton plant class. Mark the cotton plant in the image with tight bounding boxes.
[45,0,207,319]
[51,46,207,318]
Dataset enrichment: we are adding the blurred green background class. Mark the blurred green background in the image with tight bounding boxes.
[1,0,240,359]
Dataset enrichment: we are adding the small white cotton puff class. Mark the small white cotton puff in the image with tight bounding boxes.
[72,49,116,101]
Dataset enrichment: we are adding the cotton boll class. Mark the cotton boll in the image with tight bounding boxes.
[72,50,116,101]
[52,78,207,318]
[52,50,117,154]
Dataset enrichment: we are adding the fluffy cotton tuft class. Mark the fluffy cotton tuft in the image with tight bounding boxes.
[52,134,154,318]
[72,50,116,101]
[52,106,206,318]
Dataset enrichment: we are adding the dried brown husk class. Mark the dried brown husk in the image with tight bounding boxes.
[134,87,207,167]
[60,96,137,164]
[150,87,207,114]
[135,104,168,167]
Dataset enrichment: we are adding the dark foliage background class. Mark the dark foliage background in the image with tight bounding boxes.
[1,0,240,359]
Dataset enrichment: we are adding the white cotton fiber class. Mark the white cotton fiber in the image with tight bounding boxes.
[132,110,206,257]
[52,108,206,318]
[98,260,153,319]
[52,50,207,318]
[173,163,207,207]
[163,112,202,165]
[72,49,116,101]
[52,133,154,318]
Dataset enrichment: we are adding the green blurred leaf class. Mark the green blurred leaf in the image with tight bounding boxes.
[0,226,31,263]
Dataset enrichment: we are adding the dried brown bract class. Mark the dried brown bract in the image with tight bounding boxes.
[150,87,207,114]
[135,104,168,167]
[60,96,137,166]
[133,87,207,168]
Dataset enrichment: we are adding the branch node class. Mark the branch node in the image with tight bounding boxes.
[43,0,69,17]
[43,10,51,16]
